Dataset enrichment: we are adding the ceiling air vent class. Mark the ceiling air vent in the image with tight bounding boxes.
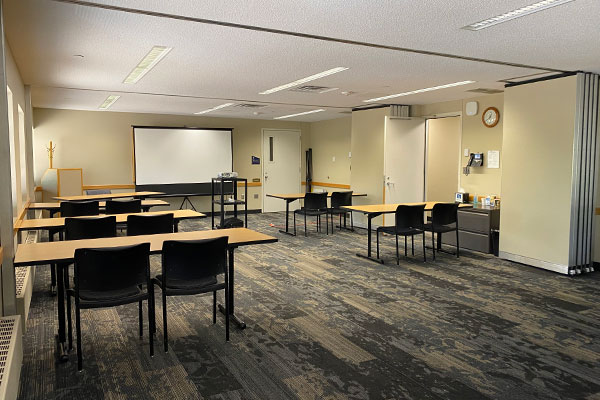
[289,85,333,93]
[234,103,267,109]
[466,88,504,94]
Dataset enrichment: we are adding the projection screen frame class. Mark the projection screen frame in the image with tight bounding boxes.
[131,125,234,196]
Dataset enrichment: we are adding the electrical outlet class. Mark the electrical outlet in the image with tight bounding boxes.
[253,194,259,199]
[332,156,336,162]
[241,194,245,200]
[464,148,469,157]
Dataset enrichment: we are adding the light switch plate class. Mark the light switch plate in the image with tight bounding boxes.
[464,148,469,157]
[332,156,336,162]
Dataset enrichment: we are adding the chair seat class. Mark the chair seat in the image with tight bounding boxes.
[328,207,350,214]
[77,286,147,308]
[377,225,422,235]
[295,208,326,216]
[422,223,457,233]
[155,274,217,289]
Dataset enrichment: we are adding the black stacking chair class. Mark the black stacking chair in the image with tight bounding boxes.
[293,192,329,237]
[67,243,154,371]
[376,205,426,263]
[327,191,353,232]
[422,203,460,260]
[85,189,111,195]
[127,213,174,236]
[152,237,229,353]
[48,201,101,293]
[64,215,117,356]
[60,200,100,218]
[105,199,142,214]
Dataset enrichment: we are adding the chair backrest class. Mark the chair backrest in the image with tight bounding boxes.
[161,237,228,283]
[85,189,111,195]
[127,213,174,236]
[395,204,425,229]
[65,216,117,240]
[304,192,328,210]
[330,191,353,208]
[60,200,100,217]
[105,199,142,214]
[74,243,150,294]
[431,203,459,226]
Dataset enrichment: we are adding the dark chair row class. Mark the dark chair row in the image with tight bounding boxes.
[61,214,227,371]
[376,203,460,263]
[59,199,142,216]
[293,191,354,237]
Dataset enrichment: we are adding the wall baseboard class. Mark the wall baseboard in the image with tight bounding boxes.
[498,251,570,275]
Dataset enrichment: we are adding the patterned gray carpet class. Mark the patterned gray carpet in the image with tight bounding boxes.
[18,212,600,399]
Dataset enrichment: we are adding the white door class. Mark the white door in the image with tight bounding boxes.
[384,117,426,214]
[262,129,301,212]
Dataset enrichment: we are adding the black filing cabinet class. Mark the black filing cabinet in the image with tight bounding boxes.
[442,205,500,254]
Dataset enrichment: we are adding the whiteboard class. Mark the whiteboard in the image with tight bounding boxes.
[134,127,232,185]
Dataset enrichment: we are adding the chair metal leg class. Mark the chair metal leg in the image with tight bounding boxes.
[213,291,217,324]
[293,212,297,236]
[456,228,460,258]
[162,290,168,353]
[376,229,380,259]
[75,298,82,371]
[432,231,436,260]
[224,279,230,342]
[139,300,143,337]
[422,232,427,262]
[396,234,400,265]
[351,212,354,231]
[67,292,73,351]
[149,287,154,357]
[50,264,56,293]
[404,236,407,257]
[64,267,72,346]
[326,213,329,235]
[412,236,414,256]
[304,214,307,237]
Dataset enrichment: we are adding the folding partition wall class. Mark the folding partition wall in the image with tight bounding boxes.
[500,73,600,275]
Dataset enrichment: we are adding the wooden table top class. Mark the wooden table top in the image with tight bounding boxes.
[342,202,472,214]
[28,199,169,210]
[53,191,164,201]
[14,228,277,267]
[267,192,367,200]
[17,210,206,231]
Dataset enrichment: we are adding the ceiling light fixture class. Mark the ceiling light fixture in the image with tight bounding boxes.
[260,67,349,95]
[99,95,120,110]
[123,46,172,84]
[274,109,325,119]
[462,0,576,31]
[194,103,234,115]
[364,81,475,103]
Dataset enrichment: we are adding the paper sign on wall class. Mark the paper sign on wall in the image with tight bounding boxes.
[487,150,500,168]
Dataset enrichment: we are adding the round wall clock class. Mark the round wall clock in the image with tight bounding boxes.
[482,107,500,128]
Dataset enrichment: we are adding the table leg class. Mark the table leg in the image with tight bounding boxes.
[49,229,57,296]
[174,220,179,233]
[279,199,296,236]
[55,263,69,362]
[356,213,384,264]
[218,248,246,329]
[336,212,355,232]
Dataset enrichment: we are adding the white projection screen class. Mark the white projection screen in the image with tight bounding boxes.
[133,127,232,188]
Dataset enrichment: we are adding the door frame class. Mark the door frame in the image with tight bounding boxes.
[261,128,302,212]
[424,112,462,200]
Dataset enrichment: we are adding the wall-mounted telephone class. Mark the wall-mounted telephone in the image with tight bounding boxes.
[463,153,484,175]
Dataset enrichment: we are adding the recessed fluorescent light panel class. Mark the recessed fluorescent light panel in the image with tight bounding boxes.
[364,81,475,103]
[99,95,120,110]
[123,46,172,84]
[462,0,575,31]
[260,67,348,95]
[274,109,325,120]
[194,103,234,115]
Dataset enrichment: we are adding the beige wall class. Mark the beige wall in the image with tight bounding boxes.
[307,116,351,185]
[350,107,388,225]
[426,116,461,202]
[460,94,504,197]
[32,108,310,211]
[499,75,577,268]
